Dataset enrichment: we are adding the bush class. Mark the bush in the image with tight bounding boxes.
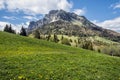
[69,39,72,42]
[53,34,59,43]
[82,41,93,50]
[98,49,101,53]
[102,46,120,57]
[33,30,40,39]
[61,38,71,46]
[46,34,51,41]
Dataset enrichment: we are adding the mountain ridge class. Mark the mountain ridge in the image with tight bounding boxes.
[28,10,120,42]
[28,10,99,30]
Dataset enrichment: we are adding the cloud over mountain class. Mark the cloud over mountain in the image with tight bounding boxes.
[92,17,120,32]
[0,0,72,15]
[73,9,85,15]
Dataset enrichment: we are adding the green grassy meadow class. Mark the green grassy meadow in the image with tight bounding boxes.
[0,31,120,80]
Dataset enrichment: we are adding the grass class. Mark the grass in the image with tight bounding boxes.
[0,31,120,80]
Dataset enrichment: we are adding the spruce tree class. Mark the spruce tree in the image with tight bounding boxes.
[4,24,9,32]
[20,26,27,36]
[4,24,16,34]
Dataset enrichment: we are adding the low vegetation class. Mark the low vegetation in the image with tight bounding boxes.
[0,31,120,80]
[3,24,120,57]
[30,30,120,57]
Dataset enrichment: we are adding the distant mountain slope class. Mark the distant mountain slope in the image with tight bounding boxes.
[28,10,120,42]
[0,32,120,80]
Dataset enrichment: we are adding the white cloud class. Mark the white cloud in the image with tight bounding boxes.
[73,9,85,15]
[19,22,29,29]
[3,16,18,20]
[0,21,10,31]
[0,0,5,9]
[23,16,38,20]
[111,2,120,9]
[113,3,120,9]
[0,0,73,32]
[2,0,72,15]
[0,21,29,32]
[14,22,29,32]
[26,22,30,26]
[92,17,120,32]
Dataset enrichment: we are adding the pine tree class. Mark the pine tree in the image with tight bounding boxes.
[20,26,27,36]
[4,24,16,34]
[9,24,12,32]
[4,24,9,32]
[10,24,16,33]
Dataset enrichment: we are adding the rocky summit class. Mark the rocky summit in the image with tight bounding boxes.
[28,10,120,42]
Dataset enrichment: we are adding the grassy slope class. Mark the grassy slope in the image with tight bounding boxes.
[0,31,120,80]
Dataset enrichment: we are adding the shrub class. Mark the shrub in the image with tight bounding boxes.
[33,30,40,39]
[69,39,72,42]
[101,46,120,57]
[82,41,93,50]
[47,33,51,41]
[53,34,59,43]
[61,35,64,40]
[98,49,101,53]
[61,38,71,46]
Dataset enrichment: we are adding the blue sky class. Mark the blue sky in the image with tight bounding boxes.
[0,0,120,32]
[71,0,120,21]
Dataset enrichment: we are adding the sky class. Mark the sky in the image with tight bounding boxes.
[0,0,120,32]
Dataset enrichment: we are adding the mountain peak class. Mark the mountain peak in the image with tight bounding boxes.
[45,9,73,22]
[27,9,120,42]
[28,9,92,31]
[48,9,66,14]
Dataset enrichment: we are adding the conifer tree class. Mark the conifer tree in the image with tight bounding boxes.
[4,24,16,34]
[20,26,27,36]
[4,24,9,32]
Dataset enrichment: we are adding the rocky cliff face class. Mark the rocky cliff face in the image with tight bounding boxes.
[28,10,120,42]
[28,10,98,30]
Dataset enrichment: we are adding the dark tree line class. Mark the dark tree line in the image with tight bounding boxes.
[3,24,27,36]
[4,24,16,34]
